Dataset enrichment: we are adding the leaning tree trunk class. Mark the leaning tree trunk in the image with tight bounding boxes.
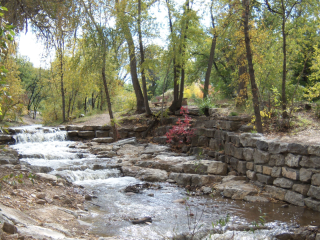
[59,48,66,122]
[243,0,263,133]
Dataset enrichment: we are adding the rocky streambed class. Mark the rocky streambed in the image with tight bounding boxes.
[1,126,320,239]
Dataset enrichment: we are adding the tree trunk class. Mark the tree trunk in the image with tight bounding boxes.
[138,0,151,116]
[243,0,263,133]
[236,55,248,107]
[281,0,288,118]
[59,49,66,122]
[204,8,216,100]
[84,97,87,114]
[101,41,118,141]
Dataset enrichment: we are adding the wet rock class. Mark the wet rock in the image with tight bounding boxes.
[305,198,320,212]
[147,193,154,197]
[265,185,287,201]
[173,199,186,204]
[90,145,113,154]
[243,196,269,203]
[112,137,137,146]
[214,180,258,199]
[2,222,17,234]
[122,166,168,182]
[126,192,136,196]
[131,217,152,224]
[308,185,320,200]
[85,194,92,200]
[285,191,305,207]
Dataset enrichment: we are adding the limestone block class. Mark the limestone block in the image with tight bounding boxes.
[225,121,242,131]
[300,168,313,183]
[243,148,254,161]
[287,143,308,155]
[237,161,247,175]
[253,149,270,164]
[256,139,269,151]
[312,173,320,186]
[92,137,113,143]
[239,133,263,147]
[285,153,301,167]
[207,161,228,175]
[246,162,254,170]
[209,139,219,151]
[307,185,320,200]
[233,147,244,160]
[256,173,274,185]
[230,157,239,171]
[263,166,272,175]
[300,156,320,169]
[204,120,215,128]
[273,178,294,189]
[224,142,234,156]
[308,145,320,157]
[292,184,310,196]
[133,126,148,132]
[268,141,288,154]
[82,125,96,131]
[282,167,299,180]
[197,136,209,147]
[271,167,282,178]
[205,129,216,138]
[254,165,263,173]
[265,185,287,201]
[67,131,78,137]
[246,170,257,180]
[230,135,242,147]
[285,191,305,207]
[78,131,95,138]
[95,130,109,138]
[304,197,320,212]
[66,125,82,131]
[269,154,285,167]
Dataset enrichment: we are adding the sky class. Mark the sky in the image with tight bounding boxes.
[17,31,52,69]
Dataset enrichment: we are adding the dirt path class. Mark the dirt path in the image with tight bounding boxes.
[70,113,111,126]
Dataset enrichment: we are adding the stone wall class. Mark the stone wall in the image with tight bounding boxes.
[162,112,320,211]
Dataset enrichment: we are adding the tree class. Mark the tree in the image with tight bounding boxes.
[243,0,263,133]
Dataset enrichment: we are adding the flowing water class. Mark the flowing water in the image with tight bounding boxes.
[10,126,320,239]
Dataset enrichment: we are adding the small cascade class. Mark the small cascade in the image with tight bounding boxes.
[13,126,67,143]
[55,169,121,182]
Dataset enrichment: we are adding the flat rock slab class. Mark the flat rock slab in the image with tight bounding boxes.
[92,137,113,143]
[121,166,168,182]
[90,145,114,154]
[117,144,146,156]
[214,180,259,200]
[35,173,58,182]
[0,203,38,226]
[18,225,66,239]
[142,144,169,154]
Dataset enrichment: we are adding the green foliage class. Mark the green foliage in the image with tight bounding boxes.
[195,97,215,116]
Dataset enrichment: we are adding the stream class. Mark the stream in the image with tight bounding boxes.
[10,125,320,239]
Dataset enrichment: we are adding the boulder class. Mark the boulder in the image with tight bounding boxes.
[214,180,258,199]
[2,222,17,234]
[243,196,269,203]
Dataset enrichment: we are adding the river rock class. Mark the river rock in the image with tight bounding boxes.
[36,192,46,199]
[304,197,320,212]
[214,180,258,199]
[36,199,46,204]
[35,173,58,182]
[122,166,168,182]
[2,222,17,234]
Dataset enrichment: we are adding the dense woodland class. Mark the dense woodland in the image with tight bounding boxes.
[0,0,319,134]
